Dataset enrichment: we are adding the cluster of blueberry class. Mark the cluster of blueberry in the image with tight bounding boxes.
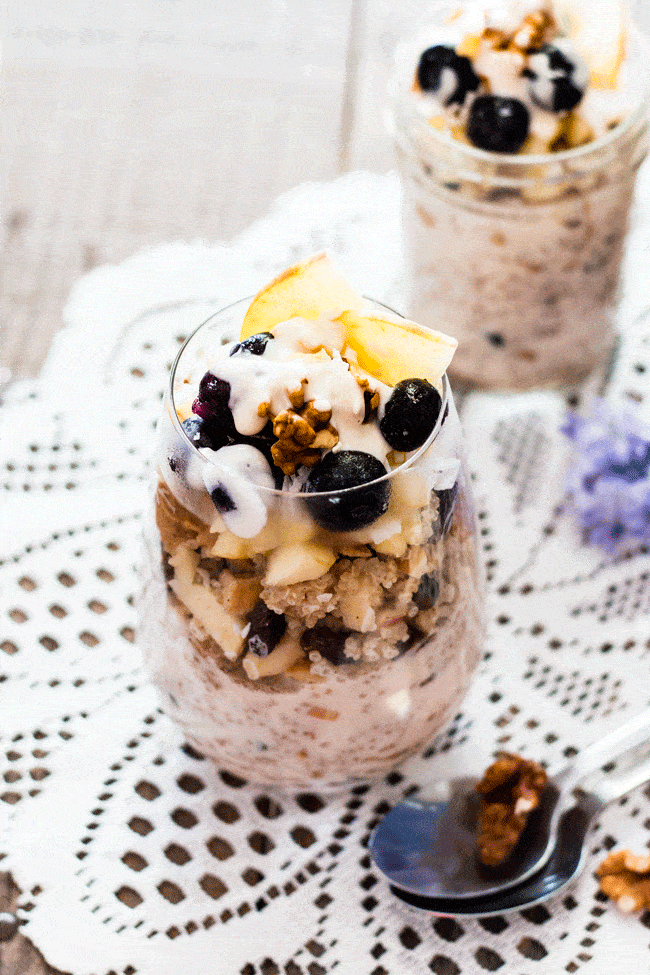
[417,40,588,153]
[174,331,445,534]
[242,569,444,665]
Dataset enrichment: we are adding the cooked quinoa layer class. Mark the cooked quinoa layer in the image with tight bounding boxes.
[138,480,484,787]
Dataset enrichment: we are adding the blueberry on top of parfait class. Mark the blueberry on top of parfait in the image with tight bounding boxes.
[467,95,530,154]
[380,378,442,452]
[230,332,275,357]
[417,44,481,107]
[525,42,589,113]
[303,450,390,532]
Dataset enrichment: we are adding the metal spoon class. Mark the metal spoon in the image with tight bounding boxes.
[370,708,650,912]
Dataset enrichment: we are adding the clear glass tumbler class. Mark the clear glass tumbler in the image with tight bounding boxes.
[390,17,650,392]
[138,298,485,789]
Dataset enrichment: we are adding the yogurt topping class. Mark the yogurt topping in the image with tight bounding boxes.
[170,311,453,538]
[407,0,642,154]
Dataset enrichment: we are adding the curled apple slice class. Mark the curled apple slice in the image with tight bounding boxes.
[240,252,365,340]
[337,309,457,387]
[554,0,628,89]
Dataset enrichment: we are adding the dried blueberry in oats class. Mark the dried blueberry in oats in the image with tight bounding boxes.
[437,481,458,535]
[417,45,480,107]
[467,95,530,154]
[380,378,442,452]
[246,602,287,657]
[300,625,350,666]
[414,573,440,610]
[230,332,275,357]
[526,44,587,113]
[303,450,390,532]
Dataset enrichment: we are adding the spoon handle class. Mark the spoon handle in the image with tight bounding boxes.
[580,748,650,810]
[556,707,650,793]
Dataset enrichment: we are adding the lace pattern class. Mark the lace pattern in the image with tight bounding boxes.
[2,169,650,974]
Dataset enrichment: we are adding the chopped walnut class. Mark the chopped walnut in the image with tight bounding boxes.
[510,11,555,52]
[475,752,548,867]
[271,398,339,475]
[596,850,650,912]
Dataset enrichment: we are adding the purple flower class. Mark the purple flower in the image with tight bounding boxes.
[561,398,650,554]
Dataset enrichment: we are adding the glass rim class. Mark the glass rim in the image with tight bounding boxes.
[389,21,650,171]
[167,295,452,500]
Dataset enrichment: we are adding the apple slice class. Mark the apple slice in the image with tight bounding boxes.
[240,252,365,340]
[337,309,457,387]
[554,0,627,89]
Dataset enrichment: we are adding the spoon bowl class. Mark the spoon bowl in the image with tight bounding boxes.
[386,804,590,917]
[370,708,650,913]
[370,778,562,900]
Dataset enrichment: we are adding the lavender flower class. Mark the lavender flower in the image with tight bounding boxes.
[561,398,650,554]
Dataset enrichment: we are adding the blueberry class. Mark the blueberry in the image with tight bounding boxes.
[209,482,237,513]
[417,45,480,107]
[379,378,442,452]
[437,481,458,535]
[525,44,587,113]
[192,371,237,446]
[230,332,274,357]
[300,625,350,666]
[413,573,440,610]
[181,415,214,448]
[467,95,530,154]
[246,602,286,658]
[303,450,390,532]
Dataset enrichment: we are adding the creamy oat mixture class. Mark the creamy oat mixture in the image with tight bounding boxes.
[138,258,485,788]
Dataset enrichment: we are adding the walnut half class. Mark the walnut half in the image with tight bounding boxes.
[475,752,548,867]
[596,850,650,912]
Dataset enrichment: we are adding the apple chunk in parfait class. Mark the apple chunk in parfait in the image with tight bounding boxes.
[138,254,485,789]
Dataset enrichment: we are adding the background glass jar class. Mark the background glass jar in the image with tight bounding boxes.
[138,298,485,790]
[389,19,650,393]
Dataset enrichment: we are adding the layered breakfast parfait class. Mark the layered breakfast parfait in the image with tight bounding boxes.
[390,0,649,391]
[138,254,485,789]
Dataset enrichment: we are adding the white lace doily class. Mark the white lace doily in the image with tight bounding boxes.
[3,169,650,975]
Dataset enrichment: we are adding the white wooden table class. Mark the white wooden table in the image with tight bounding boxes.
[1,0,432,381]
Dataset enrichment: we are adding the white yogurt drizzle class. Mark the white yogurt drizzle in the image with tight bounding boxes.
[201,316,395,465]
[413,0,636,145]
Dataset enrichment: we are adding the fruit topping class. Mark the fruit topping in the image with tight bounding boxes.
[379,378,442,452]
[303,450,391,532]
[416,44,481,106]
[526,42,588,112]
[239,252,364,340]
[301,625,350,666]
[192,371,237,446]
[467,95,530,153]
[437,481,458,535]
[554,0,627,90]
[245,601,287,657]
[413,572,440,610]
[337,309,457,387]
[230,331,275,356]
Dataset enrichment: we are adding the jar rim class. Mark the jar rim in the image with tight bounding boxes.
[167,296,452,500]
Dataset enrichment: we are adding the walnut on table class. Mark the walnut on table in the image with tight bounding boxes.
[596,850,650,912]
[475,752,549,868]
